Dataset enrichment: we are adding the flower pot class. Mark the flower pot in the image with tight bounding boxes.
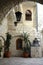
[4,51,11,58]
[23,52,29,58]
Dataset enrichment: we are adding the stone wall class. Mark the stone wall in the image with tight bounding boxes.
[6,2,37,56]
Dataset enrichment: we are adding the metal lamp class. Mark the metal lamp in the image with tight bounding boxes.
[15,11,22,21]
[14,11,22,26]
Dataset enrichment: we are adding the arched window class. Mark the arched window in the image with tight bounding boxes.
[25,10,32,21]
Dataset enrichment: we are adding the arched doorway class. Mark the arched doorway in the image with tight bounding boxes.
[16,38,23,50]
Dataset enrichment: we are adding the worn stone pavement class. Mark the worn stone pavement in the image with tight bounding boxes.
[0,57,43,65]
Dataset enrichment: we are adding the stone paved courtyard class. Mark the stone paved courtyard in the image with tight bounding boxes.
[0,57,43,65]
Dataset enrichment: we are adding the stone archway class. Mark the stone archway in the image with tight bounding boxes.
[0,36,5,57]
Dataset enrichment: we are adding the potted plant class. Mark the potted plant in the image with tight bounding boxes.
[4,32,12,58]
[22,32,31,58]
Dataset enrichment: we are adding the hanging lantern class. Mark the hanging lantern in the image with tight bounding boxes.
[15,11,22,21]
